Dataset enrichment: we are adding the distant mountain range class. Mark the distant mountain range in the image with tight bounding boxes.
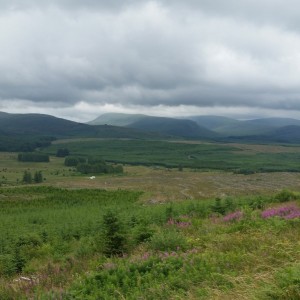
[89,113,300,142]
[1,111,300,152]
[187,115,300,136]
[88,113,218,139]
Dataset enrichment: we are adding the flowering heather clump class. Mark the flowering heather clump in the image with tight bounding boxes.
[223,211,243,222]
[261,204,300,220]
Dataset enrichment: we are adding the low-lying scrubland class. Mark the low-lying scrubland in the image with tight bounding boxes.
[1,187,300,299]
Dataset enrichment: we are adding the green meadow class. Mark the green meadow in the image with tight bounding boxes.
[1,186,300,299]
[1,140,300,299]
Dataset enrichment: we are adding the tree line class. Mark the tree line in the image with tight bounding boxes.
[64,155,123,174]
[18,153,50,162]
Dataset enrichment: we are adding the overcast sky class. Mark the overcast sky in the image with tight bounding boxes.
[1,0,300,121]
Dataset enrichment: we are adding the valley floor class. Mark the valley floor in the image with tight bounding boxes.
[1,151,300,299]
[1,152,300,201]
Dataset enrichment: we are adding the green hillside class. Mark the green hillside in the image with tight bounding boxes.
[0,112,166,151]
[89,113,218,139]
[263,125,300,143]
[2,112,300,151]
[0,113,98,137]
[129,116,217,139]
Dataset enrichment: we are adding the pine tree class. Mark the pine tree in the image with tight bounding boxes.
[22,170,32,184]
[34,171,43,183]
[103,211,126,256]
[211,197,226,215]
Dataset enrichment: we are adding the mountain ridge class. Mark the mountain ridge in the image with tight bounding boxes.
[1,111,300,150]
[89,113,219,139]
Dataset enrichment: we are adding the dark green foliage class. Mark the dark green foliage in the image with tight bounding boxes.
[224,197,236,212]
[0,254,16,276]
[103,211,126,256]
[87,156,104,164]
[69,256,188,299]
[64,156,86,166]
[211,198,226,215]
[0,134,54,152]
[0,187,142,277]
[56,148,70,157]
[77,163,103,174]
[45,139,300,173]
[113,164,123,173]
[275,189,297,203]
[77,162,123,174]
[133,224,154,244]
[12,235,42,273]
[249,196,266,210]
[34,171,43,183]
[165,205,174,221]
[150,229,187,252]
[18,152,49,162]
[12,247,26,273]
[22,170,32,184]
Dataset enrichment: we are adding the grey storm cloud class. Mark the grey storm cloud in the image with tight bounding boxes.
[1,0,300,118]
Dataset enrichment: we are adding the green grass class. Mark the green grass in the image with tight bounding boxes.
[3,140,300,299]
[44,139,300,172]
[3,152,300,202]
[1,186,300,299]
[61,201,300,300]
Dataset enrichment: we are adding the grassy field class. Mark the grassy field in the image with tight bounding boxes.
[2,152,300,201]
[1,186,300,299]
[2,140,300,299]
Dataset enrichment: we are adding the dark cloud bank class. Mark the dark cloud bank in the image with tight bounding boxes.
[0,0,300,121]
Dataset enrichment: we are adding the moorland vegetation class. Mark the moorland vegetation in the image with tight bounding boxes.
[1,187,300,299]
[2,111,300,298]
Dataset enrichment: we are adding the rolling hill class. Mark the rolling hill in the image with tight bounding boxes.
[0,113,90,136]
[1,111,300,152]
[222,118,300,136]
[0,112,166,151]
[187,116,300,136]
[89,113,218,139]
[261,125,300,143]
[0,112,164,139]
